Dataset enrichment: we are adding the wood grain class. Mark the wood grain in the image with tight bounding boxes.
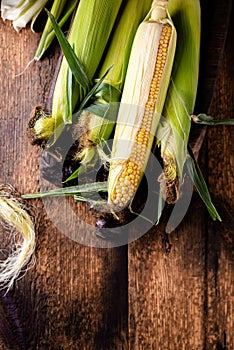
[205,17,234,348]
[129,198,207,349]
[0,20,127,350]
[0,3,233,350]
[128,4,234,350]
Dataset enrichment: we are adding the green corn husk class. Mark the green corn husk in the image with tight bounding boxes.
[32,0,123,146]
[34,0,77,60]
[1,0,49,32]
[157,0,201,203]
[157,0,221,220]
[68,0,153,178]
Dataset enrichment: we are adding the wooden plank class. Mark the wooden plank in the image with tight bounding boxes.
[0,20,128,349]
[0,2,233,349]
[205,13,234,348]
[128,198,207,349]
[128,3,233,350]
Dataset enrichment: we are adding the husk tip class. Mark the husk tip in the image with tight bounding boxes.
[27,105,53,147]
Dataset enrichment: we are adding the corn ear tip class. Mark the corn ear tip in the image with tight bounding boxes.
[27,105,52,146]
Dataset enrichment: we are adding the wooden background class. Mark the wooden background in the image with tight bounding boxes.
[0,3,233,350]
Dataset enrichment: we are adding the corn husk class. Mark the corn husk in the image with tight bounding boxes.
[1,0,48,32]
[0,185,35,292]
[69,0,153,177]
[156,0,200,203]
[34,0,77,60]
[31,0,123,146]
[108,0,177,208]
[156,0,221,220]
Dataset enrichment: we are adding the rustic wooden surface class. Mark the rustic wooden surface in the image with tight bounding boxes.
[0,4,233,350]
[128,6,234,349]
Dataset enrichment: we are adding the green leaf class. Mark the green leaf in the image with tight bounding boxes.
[156,193,163,225]
[66,66,73,122]
[94,82,121,103]
[186,148,221,221]
[73,195,88,202]
[22,181,108,199]
[63,165,86,182]
[45,8,91,93]
[192,114,234,125]
[78,65,113,111]
[86,101,110,118]
[35,0,77,60]
[86,101,119,122]
[73,195,105,206]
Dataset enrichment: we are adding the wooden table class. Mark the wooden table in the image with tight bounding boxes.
[0,4,233,350]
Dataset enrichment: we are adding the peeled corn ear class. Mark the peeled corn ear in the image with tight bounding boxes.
[108,0,176,209]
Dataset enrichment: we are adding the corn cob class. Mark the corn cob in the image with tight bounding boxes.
[108,0,176,209]
[31,0,123,145]
[72,0,152,169]
[157,0,200,203]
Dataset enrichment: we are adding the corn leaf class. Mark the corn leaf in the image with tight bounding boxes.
[78,65,113,111]
[22,182,108,199]
[63,165,87,183]
[93,82,121,103]
[35,0,77,60]
[66,67,73,122]
[45,8,91,93]
[86,102,110,118]
[86,101,119,121]
[73,195,105,206]
[186,148,221,221]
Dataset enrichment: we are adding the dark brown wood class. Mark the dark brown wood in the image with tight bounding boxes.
[128,4,234,350]
[205,18,234,347]
[0,2,233,350]
[0,21,128,350]
[129,203,207,349]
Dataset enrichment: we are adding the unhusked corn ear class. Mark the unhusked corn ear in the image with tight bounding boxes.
[73,0,152,166]
[157,0,201,203]
[108,0,176,209]
[30,0,123,146]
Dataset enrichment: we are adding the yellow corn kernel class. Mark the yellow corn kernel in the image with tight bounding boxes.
[108,0,176,209]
